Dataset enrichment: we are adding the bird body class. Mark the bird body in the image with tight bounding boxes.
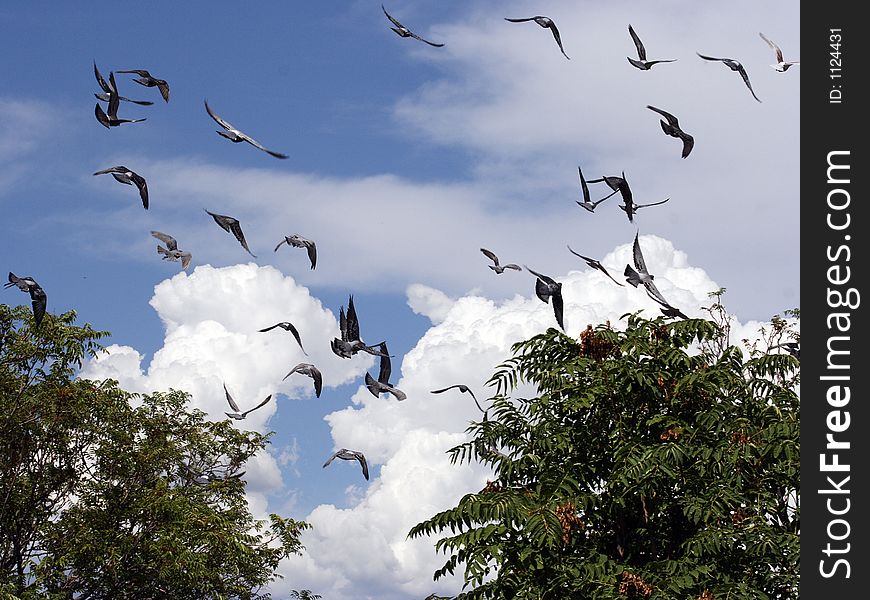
[284,362,323,397]
[117,69,170,102]
[93,166,149,209]
[275,234,317,270]
[505,16,570,59]
[223,383,273,420]
[382,5,444,47]
[480,248,521,274]
[697,52,761,102]
[323,448,369,480]
[627,24,676,70]
[646,105,694,158]
[204,209,257,257]
[5,272,47,328]
[204,100,288,159]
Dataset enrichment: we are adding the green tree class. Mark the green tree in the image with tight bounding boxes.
[410,308,799,599]
[0,304,310,599]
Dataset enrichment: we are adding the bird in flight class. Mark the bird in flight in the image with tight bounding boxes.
[259,321,307,355]
[646,105,694,159]
[93,61,153,104]
[524,266,565,331]
[480,248,521,274]
[759,32,799,72]
[381,5,444,47]
[576,166,618,213]
[116,68,171,102]
[223,383,273,420]
[587,172,668,223]
[431,384,486,414]
[624,231,670,308]
[204,209,257,258]
[659,305,690,320]
[5,272,47,328]
[697,52,761,102]
[204,100,289,159]
[505,16,570,60]
[283,362,323,398]
[93,166,149,209]
[771,341,800,359]
[566,245,624,287]
[94,69,147,128]
[331,295,390,359]
[323,448,370,480]
[275,234,317,270]
[151,231,192,270]
[627,24,676,70]
[365,342,406,401]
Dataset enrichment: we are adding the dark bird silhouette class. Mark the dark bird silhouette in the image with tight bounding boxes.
[275,234,317,270]
[365,343,405,400]
[223,383,273,420]
[697,52,761,102]
[204,99,288,159]
[116,69,170,102]
[759,32,799,72]
[505,16,570,60]
[624,231,670,307]
[480,248,521,274]
[627,24,676,70]
[771,341,800,359]
[93,166,149,209]
[94,63,153,105]
[431,384,485,414]
[660,305,690,320]
[283,362,323,398]
[151,231,191,270]
[588,172,668,223]
[646,105,694,158]
[204,209,257,258]
[5,272,47,328]
[566,245,623,287]
[576,166,618,212]
[94,70,147,128]
[382,4,444,47]
[331,295,390,359]
[323,448,369,480]
[524,266,564,331]
[259,321,307,355]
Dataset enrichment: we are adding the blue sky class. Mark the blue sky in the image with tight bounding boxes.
[2,2,799,598]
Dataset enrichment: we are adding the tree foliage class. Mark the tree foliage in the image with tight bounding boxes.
[410,303,799,600]
[0,304,310,599]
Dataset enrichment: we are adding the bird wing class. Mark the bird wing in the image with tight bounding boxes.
[696,52,726,62]
[204,100,236,132]
[274,237,288,252]
[624,264,642,287]
[322,450,342,469]
[577,166,591,203]
[679,132,694,158]
[238,131,289,159]
[736,65,762,102]
[131,172,149,209]
[377,342,392,384]
[259,323,281,333]
[632,232,648,274]
[365,372,382,398]
[242,394,273,417]
[628,24,646,60]
[29,285,47,327]
[94,61,112,93]
[646,105,679,128]
[382,5,406,29]
[306,242,317,269]
[524,266,556,287]
[480,248,499,266]
[546,21,570,59]
[409,31,444,47]
[346,295,361,342]
[431,385,460,395]
[285,322,307,355]
[223,384,241,412]
[759,32,783,63]
[644,281,671,308]
[117,69,151,77]
[504,17,535,23]
[93,166,124,176]
[338,305,348,340]
[635,198,670,210]
[151,231,178,251]
[106,72,121,118]
[389,386,407,402]
[551,288,565,331]
[94,103,111,128]
[157,81,170,103]
[228,220,257,257]
[355,452,370,480]
[311,366,322,397]
[179,252,192,270]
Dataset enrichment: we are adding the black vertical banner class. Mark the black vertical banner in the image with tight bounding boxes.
[802,2,867,596]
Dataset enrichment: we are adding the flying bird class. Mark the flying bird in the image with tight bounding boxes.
[323,448,369,480]
[624,231,670,307]
[659,305,690,320]
[771,341,800,359]
[646,105,694,158]
[283,362,323,398]
[275,234,317,270]
[566,245,624,287]
[204,209,257,258]
[223,383,273,420]
[576,166,618,213]
[93,166,149,209]
[259,321,307,355]
[759,32,800,72]
[331,295,390,359]
[116,69,170,102]
[524,266,564,331]
[480,248,521,274]
[505,16,570,60]
[431,384,486,414]
[94,63,153,105]
[151,231,192,270]
[94,70,147,128]
[364,343,405,400]
[5,272,47,328]
[382,4,444,47]
[204,99,289,159]
[627,24,677,70]
[697,52,761,102]
[587,172,668,223]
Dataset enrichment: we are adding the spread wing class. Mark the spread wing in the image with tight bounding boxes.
[759,32,783,63]
[551,288,565,330]
[355,452,370,480]
[696,52,726,63]
[346,295,361,342]
[29,285,47,327]
[382,5,405,29]
[204,99,236,132]
[305,242,317,270]
[735,65,761,102]
[632,232,648,274]
[628,24,646,60]
[151,231,178,251]
[94,61,112,93]
[634,198,670,210]
[679,132,695,158]
[480,247,499,266]
[377,342,391,384]
[242,394,273,417]
[228,220,256,257]
[284,321,307,355]
[223,384,241,412]
[646,105,679,128]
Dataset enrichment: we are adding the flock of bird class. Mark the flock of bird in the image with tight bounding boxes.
[5,8,798,487]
